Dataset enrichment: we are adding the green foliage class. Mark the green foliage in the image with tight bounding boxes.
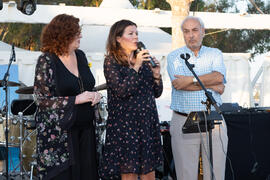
[130,0,170,10]
[190,0,205,12]
[0,23,44,50]
[203,0,270,58]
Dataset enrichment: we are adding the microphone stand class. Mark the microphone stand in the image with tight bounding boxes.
[1,44,16,180]
[181,53,222,180]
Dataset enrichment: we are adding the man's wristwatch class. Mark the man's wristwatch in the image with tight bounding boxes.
[192,77,198,85]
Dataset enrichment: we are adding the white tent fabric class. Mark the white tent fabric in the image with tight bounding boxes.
[80,0,172,56]
[0,41,29,52]
[1,1,270,29]
[99,0,134,9]
[222,53,252,108]
[81,26,172,56]
[0,51,41,86]
[260,54,270,106]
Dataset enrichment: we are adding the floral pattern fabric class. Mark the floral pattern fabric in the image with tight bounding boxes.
[100,56,163,179]
[34,53,76,180]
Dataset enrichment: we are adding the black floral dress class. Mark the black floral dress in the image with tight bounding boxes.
[34,49,98,180]
[100,56,163,179]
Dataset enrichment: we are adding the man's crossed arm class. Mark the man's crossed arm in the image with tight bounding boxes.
[172,71,225,94]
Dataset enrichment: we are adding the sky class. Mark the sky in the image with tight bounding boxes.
[0,65,19,112]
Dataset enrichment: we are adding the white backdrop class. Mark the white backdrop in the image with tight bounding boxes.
[260,55,270,106]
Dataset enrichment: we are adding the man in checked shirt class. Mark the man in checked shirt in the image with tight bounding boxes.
[167,16,228,180]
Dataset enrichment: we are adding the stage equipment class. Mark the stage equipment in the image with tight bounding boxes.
[182,111,222,134]
[22,129,37,177]
[15,86,34,94]
[1,99,38,179]
[0,80,20,87]
[1,43,16,179]
[180,53,224,180]
[16,0,36,15]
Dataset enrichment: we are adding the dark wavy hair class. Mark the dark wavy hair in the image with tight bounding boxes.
[40,14,80,56]
[106,19,137,66]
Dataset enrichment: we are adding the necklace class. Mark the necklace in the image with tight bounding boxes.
[78,73,84,93]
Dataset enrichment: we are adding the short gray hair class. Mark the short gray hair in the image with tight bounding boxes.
[181,16,205,30]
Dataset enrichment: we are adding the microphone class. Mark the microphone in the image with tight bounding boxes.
[136,41,157,68]
[180,53,190,61]
[181,53,194,68]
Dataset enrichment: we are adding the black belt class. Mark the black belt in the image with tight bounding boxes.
[174,111,188,117]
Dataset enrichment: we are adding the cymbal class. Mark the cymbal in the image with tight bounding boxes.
[15,86,34,94]
[0,80,20,87]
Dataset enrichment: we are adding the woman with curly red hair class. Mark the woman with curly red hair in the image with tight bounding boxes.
[34,14,101,180]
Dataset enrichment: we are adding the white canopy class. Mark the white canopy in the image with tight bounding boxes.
[260,53,270,106]
[1,1,270,29]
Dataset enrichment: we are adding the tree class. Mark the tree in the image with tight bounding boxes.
[196,0,270,58]
[130,0,170,10]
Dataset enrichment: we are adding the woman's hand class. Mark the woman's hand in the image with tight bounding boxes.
[75,91,102,106]
[151,57,161,78]
[151,57,161,84]
[133,49,150,72]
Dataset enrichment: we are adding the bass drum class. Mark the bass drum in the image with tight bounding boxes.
[22,129,37,174]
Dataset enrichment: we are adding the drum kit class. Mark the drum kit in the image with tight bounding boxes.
[0,81,38,179]
[0,81,108,180]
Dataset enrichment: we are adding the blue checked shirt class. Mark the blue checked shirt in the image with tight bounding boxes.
[167,46,226,114]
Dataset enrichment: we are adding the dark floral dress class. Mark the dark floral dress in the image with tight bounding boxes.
[100,56,163,179]
[34,50,98,180]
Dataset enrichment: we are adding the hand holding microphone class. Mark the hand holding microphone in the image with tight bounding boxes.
[136,42,157,68]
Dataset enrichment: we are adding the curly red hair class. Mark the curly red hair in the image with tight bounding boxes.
[41,14,80,56]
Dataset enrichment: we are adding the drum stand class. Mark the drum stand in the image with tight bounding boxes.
[1,44,16,180]
[18,112,24,179]
[9,111,36,180]
[17,101,37,180]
